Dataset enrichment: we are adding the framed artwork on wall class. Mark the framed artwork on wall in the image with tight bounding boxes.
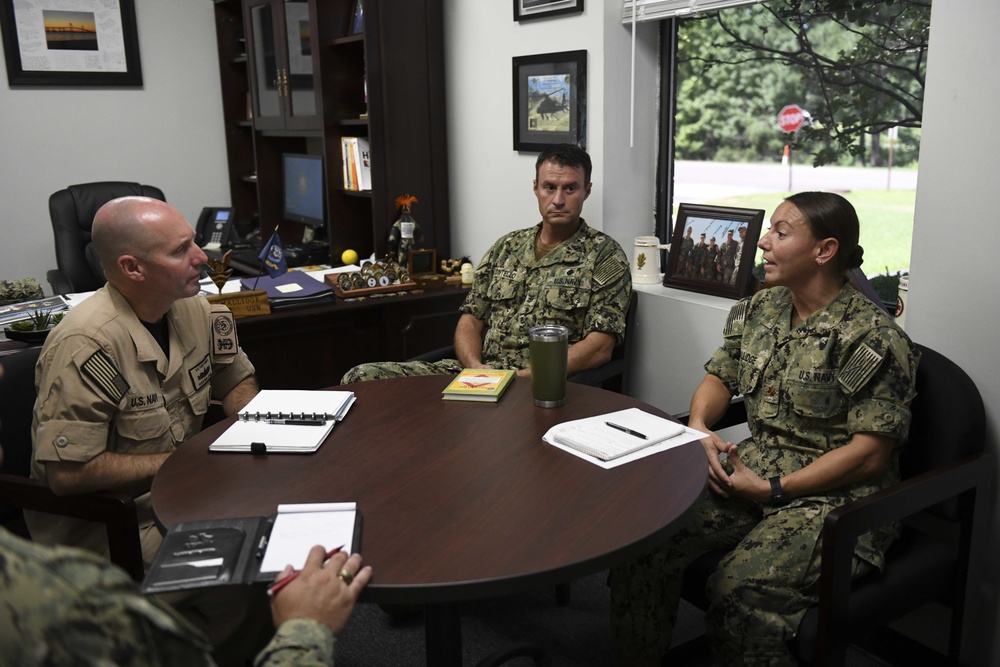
[0,0,142,86]
[512,49,586,152]
[663,204,765,300]
[513,0,584,22]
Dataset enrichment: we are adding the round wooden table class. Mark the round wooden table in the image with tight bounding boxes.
[152,375,707,665]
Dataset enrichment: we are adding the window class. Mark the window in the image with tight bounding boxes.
[645,0,929,284]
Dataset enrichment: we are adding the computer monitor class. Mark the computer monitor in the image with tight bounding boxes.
[282,153,325,228]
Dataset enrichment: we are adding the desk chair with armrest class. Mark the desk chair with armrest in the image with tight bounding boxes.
[0,345,144,581]
[47,182,166,295]
[670,343,991,666]
[410,290,639,395]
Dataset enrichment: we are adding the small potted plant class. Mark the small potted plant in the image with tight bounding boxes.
[4,309,65,343]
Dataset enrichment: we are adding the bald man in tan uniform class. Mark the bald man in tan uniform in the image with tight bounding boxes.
[26,197,263,663]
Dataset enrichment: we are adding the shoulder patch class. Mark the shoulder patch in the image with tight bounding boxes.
[723,299,749,338]
[593,255,625,287]
[838,342,884,394]
[211,310,238,356]
[81,350,130,404]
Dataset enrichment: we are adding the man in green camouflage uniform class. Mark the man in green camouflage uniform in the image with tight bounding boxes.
[610,282,919,666]
[0,528,370,666]
[342,144,631,383]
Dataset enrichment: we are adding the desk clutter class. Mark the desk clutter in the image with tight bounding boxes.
[209,390,356,453]
[327,256,416,298]
[141,502,360,594]
[239,271,334,309]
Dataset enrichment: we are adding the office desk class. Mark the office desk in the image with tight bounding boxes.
[233,285,468,389]
[152,375,707,665]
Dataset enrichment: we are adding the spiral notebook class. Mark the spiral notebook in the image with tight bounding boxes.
[209,390,356,453]
[545,408,688,462]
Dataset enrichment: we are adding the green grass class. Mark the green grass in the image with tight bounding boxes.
[681,189,915,275]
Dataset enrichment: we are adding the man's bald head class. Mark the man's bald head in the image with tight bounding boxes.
[92,197,174,277]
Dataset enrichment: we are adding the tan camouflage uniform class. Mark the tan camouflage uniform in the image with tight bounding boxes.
[0,278,44,305]
[0,526,336,666]
[27,283,255,563]
[610,283,919,666]
[341,219,631,382]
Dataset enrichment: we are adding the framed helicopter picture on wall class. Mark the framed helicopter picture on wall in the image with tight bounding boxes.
[512,50,587,152]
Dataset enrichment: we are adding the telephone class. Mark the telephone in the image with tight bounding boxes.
[195,207,238,250]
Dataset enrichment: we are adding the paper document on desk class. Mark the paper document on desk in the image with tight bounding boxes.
[544,408,707,469]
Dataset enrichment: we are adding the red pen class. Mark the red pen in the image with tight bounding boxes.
[267,545,344,596]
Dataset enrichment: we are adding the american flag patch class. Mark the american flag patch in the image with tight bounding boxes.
[839,342,883,394]
[594,256,624,286]
[81,350,130,404]
[723,300,749,338]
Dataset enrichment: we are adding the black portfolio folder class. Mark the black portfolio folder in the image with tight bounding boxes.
[142,505,361,594]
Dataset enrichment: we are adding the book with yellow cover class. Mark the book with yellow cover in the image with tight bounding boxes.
[442,369,516,402]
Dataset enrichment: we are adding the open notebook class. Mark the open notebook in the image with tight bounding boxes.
[209,390,356,453]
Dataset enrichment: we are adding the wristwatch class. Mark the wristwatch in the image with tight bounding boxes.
[769,476,790,507]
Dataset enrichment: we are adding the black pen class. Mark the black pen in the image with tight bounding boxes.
[267,419,326,426]
[605,422,648,440]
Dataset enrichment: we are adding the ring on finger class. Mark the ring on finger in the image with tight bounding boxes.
[337,568,354,584]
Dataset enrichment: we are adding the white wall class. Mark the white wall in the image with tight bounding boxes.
[443,1,658,264]
[905,2,1000,663]
[0,0,229,290]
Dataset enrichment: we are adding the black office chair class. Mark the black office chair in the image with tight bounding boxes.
[669,343,991,666]
[410,290,639,395]
[0,346,145,581]
[46,182,166,295]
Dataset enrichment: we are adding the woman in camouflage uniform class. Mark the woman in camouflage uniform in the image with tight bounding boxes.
[610,192,920,666]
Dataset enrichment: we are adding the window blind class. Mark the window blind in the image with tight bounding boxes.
[622,0,765,23]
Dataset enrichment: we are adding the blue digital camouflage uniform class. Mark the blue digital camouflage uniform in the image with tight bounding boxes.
[0,526,336,666]
[341,219,631,382]
[610,283,919,666]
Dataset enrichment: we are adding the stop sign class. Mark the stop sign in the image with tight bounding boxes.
[778,105,805,133]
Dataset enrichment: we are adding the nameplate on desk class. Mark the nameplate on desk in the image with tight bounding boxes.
[206,290,270,318]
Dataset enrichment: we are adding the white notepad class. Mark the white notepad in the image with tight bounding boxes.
[546,408,688,461]
[259,502,358,573]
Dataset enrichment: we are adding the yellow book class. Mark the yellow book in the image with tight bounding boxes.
[442,369,516,402]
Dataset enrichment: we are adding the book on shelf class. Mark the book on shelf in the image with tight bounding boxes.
[545,407,687,461]
[141,502,360,594]
[339,137,372,191]
[441,368,516,402]
[209,389,356,453]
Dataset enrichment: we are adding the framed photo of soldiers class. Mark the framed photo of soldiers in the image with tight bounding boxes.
[663,204,765,300]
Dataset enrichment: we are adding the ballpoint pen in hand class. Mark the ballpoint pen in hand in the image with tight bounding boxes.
[267,545,344,596]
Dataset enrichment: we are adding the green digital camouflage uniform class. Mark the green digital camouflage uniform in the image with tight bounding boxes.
[610,283,919,666]
[0,526,336,666]
[0,278,44,305]
[341,219,631,382]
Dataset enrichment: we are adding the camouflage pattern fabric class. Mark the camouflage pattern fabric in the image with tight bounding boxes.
[610,283,919,665]
[0,278,44,305]
[0,526,337,666]
[343,220,630,383]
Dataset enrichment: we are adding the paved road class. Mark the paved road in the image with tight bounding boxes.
[673,160,918,205]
